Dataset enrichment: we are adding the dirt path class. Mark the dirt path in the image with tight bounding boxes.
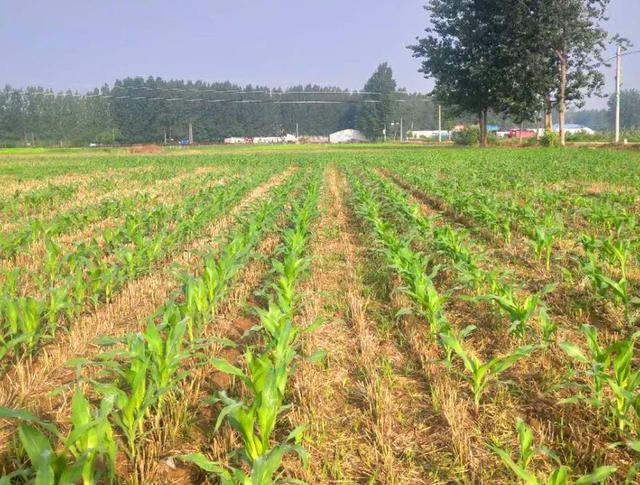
[283,165,461,484]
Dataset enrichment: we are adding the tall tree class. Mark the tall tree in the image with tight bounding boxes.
[409,0,501,146]
[411,0,615,146]
[356,63,397,140]
[537,0,611,145]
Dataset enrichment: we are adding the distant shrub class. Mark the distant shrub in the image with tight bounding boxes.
[540,130,560,147]
[453,126,480,146]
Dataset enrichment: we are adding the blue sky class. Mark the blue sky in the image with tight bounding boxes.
[1,0,638,108]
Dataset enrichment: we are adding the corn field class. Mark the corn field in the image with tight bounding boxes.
[0,145,639,484]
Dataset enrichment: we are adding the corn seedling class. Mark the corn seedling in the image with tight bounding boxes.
[479,284,555,338]
[439,332,535,411]
[560,325,640,433]
[0,388,117,485]
[538,308,559,349]
[490,418,617,484]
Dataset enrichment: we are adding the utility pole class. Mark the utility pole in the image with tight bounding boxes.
[615,46,622,144]
[400,117,403,142]
[438,105,442,143]
[188,122,194,145]
[296,123,299,140]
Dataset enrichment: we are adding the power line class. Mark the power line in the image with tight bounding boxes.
[604,49,640,62]
[4,90,431,105]
[5,86,431,99]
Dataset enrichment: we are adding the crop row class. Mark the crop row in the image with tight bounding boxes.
[383,163,639,326]
[0,167,310,484]
[0,165,280,367]
[348,168,639,483]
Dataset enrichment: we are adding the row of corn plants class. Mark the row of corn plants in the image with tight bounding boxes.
[358,166,636,481]
[0,165,234,260]
[351,166,640,485]
[181,171,321,484]
[364,168,557,345]
[347,170,538,413]
[0,183,80,221]
[0,166,280,367]
[15,170,231,294]
[383,162,639,326]
[0,170,302,484]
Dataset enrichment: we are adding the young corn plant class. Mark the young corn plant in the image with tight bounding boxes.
[491,418,617,485]
[560,325,640,433]
[538,308,559,349]
[184,176,319,484]
[580,254,639,322]
[203,344,306,484]
[480,284,555,338]
[0,388,117,485]
[559,324,611,410]
[89,334,158,460]
[392,252,450,339]
[439,332,535,412]
[605,333,640,433]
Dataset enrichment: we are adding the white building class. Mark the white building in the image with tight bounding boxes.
[553,124,596,135]
[252,134,298,144]
[329,129,368,144]
[224,137,250,144]
[253,136,283,144]
[408,130,449,140]
[282,134,298,144]
[299,135,330,144]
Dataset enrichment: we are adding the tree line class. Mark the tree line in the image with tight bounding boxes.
[0,71,437,147]
[567,89,640,131]
[410,0,627,146]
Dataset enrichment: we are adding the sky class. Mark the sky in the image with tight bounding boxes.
[1,0,639,109]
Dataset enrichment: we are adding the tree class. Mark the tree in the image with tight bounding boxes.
[608,89,640,130]
[410,0,615,147]
[536,0,612,146]
[356,63,397,140]
[409,0,503,146]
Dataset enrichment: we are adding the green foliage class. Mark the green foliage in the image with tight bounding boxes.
[491,418,617,484]
[452,126,480,146]
[356,63,398,140]
[188,175,319,483]
[0,388,117,485]
[560,325,640,434]
[541,130,560,147]
[439,332,535,410]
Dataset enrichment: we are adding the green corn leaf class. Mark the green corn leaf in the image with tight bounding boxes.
[178,453,231,476]
[0,408,60,436]
[559,341,589,363]
[306,350,327,363]
[490,445,538,485]
[18,424,53,470]
[573,466,617,484]
[547,466,569,485]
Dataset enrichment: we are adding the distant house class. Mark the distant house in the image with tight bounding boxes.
[299,135,330,144]
[553,124,595,135]
[224,137,251,144]
[253,136,283,144]
[251,134,298,144]
[408,130,449,140]
[282,134,298,144]
[329,129,368,144]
